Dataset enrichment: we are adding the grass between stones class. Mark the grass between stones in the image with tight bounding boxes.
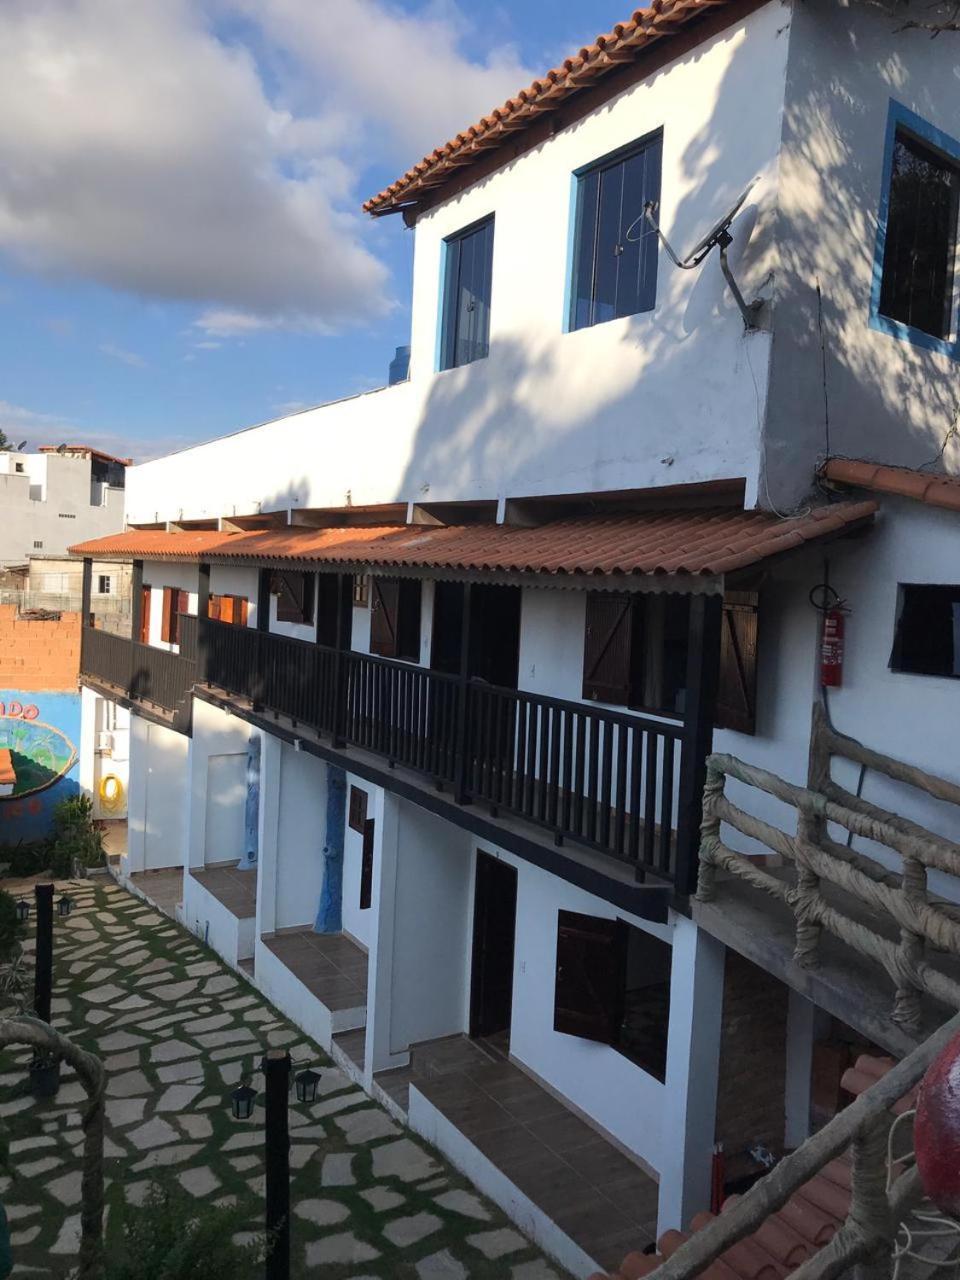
[0,878,567,1279]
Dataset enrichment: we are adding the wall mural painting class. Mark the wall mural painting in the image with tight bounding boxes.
[0,692,81,841]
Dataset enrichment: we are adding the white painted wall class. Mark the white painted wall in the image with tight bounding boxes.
[79,688,130,820]
[274,742,327,929]
[125,3,790,525]
[187,697,260,871]
[124,712,188,873]
[389,799,472,1054]
[0,450,124,568]
[204,753,247,863]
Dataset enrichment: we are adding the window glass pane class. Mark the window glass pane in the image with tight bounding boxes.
[441,218,494,370]
[593,162,623,326]
[571,133,662,332]
[618,924,671,1082]
[891,584,960,677]
[617,138,662,318]
[572,169,600,330]
[880,132,960,339]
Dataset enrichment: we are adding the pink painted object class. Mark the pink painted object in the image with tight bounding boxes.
[915,1029,960,1216]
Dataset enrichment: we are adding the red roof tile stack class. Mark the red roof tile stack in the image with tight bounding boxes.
[821,458,960,514]
[590,1053,907,1280]
[363,0,739,215]
[70,502,876,581]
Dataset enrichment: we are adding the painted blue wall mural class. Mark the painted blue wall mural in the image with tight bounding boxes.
[0,691,81,843]
[315,765,346,934]
[240,732,261,870]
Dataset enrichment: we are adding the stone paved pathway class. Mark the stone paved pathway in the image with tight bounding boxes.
[0,877,567,1279]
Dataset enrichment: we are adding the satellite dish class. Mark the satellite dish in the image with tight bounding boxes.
[685,181,755,264]
[16,441,27,452]
[636,179,765,330]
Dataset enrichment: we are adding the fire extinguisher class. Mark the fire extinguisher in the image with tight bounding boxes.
[810,584,848,689]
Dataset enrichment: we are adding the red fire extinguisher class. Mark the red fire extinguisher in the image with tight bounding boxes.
[811,584,848,688]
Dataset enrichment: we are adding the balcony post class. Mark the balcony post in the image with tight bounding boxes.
[676,592,722,896]
[454,581,473,805]
[80,557,93,628]
[197,562,210,618]
[257,568,271,632]
[130,560,143,642]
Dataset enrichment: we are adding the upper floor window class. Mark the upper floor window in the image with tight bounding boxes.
[370,576,421,662]
[891,583,960,678]
[273,570,314,626]
[209,593,248,626]
[872,104,960,356]
[570,131,662,332]
[439,216,494,371]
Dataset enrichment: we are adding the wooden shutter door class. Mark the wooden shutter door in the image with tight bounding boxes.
[220,595,235,625]
[140,586,152,642]
[208,594,221,622]
[553,910,625,1043]
[359,818,375,910]
[369,578,399,657]
[237,597,249,627]
[582,593,634,704]
[716,591,759,735]
[160,587,173,643]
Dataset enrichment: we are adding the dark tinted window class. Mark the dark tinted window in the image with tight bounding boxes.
[571,132,662,331]
[440,217,494,370]
[891,584,960,677]
[879,131,960,339]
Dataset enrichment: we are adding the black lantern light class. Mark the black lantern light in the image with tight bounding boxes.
[56,894,74,919]
[16,898,29,924]
[230,1081,257,1121]
[294,1066,321,1104]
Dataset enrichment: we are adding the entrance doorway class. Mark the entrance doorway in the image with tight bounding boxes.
[431,582,522,689]
[470,852,518,1043]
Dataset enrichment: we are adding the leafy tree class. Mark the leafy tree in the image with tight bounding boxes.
[0,429,8,451]
[49,794,105,877]
[104,1179,266,1280]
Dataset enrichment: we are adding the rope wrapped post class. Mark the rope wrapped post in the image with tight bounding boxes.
[0,1015,104,1279]
[849,1113,894,1280]
[696,761,726,903]
[892,858,926,1033]
[793,797,826,970]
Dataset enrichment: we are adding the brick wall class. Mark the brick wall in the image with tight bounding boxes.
[0,604,81,692]
[714,949,789,1181]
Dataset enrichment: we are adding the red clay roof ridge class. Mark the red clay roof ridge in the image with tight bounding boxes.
[821,456,960,514]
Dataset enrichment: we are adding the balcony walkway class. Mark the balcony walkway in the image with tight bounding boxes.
[190,863,257,919]
[376,1035,660,1275]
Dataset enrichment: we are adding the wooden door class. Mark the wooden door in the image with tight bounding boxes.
[469,852,518,1039]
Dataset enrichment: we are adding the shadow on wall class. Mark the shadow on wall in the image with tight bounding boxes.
[395,19,782,506]
[762,0,960,510]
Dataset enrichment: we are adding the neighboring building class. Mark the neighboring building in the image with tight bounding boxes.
[70,2,960,1276]
[0,444,129,568]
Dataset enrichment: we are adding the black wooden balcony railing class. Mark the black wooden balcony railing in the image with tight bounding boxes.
[198,618,692,889]
[80,621,196,730]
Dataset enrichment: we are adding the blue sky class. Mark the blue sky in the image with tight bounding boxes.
[0,0,616,462]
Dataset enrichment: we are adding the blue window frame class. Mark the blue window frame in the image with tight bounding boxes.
[871,102,960,358]
[439,215,494,371]
[569,131,663,332]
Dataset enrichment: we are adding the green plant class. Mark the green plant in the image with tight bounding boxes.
[49,795,104,877]
[0,839,49,878]
[0,891,23,965]
[103,1179,266,1280]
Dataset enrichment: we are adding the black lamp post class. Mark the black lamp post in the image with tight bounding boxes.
[57,893,74,919]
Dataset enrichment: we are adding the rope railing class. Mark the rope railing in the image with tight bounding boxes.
[638,1008,960,1280]
[697,705,960,1031]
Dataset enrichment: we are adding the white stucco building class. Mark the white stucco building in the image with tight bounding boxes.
[71,2,960,1275]
[0,444,128,568]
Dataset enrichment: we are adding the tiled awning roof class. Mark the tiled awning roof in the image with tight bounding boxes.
[71,502,876,582]
[363,0,740,216]
[821,458,960,513]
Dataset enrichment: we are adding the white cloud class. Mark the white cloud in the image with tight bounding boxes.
[0,0,534,336]
[0,398,183,462]
[99,341,146,368]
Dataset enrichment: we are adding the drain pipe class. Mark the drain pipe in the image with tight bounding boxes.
[240,732,260,870]
[315,765,346,933]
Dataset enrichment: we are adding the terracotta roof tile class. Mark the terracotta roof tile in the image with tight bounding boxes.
[363,0,738,215]
[70,502,876,581]
[822,458,960,513]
